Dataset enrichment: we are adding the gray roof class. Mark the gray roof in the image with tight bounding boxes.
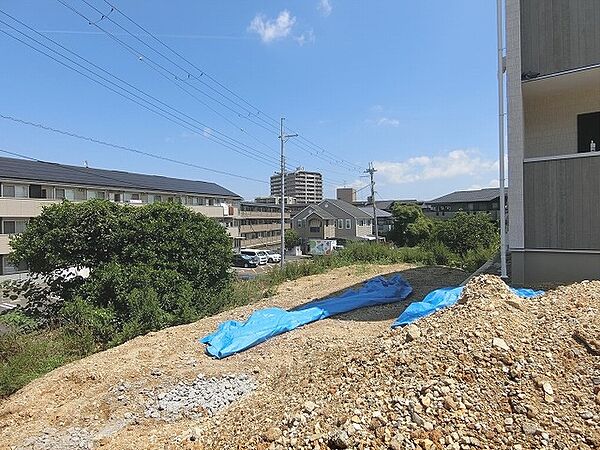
[358,206,392,218]
[0,156,241,198]
[353,199,419,211]
[321,199,372,219]
[429,188,503,204]
[292,204,335,220]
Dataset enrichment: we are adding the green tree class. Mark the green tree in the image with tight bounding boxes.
[9,200,233,344]
[388,203,433,247]
[432,212,499,256]
[284,229,301,250]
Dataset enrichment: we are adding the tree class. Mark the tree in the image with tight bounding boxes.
[10,200,234,344]
[432,212,499,256]
[284,229,301,250]
[388,203,433,247]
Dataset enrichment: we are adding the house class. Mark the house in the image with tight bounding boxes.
[0,156,247,274]
[358,206,393,236]
[427,188,506,220]
[292,199,373,246]
[506,0,600,283]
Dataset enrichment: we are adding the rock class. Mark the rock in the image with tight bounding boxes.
[327,430,350,449]
[521,422,537,435]
[405,325,421,342]
[504,417,514,426]
[389,439,403,450]
[579,410,593,420]
[443,396,458,411]
[263,427,282,442]
[304,401,317,413]
[542,382,553,396]
[492,337,510,351]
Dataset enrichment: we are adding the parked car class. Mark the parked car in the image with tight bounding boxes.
[240,249,268,265]
[265,250,281,263]
[233,253,259,268]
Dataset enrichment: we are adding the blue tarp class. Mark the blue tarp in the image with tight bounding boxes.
[201,275,413,359]
[391,285,544,328]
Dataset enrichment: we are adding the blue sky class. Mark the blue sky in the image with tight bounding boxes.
[0,0,500,201]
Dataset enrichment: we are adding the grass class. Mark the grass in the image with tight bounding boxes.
[0,327,93,397]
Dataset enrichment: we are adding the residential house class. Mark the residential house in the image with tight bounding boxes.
[0,156,245,274]
[358,206,393,236]
[427,188,506,220]
[292,199,373,247]
[506,0,600,283]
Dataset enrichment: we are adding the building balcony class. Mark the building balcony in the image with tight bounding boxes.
[0,198,60,218]
[0,234,11,255]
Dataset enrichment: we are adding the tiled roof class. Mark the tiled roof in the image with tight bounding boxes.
[429,188,504,204]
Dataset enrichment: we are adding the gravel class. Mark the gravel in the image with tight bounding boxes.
[144,373,255,420]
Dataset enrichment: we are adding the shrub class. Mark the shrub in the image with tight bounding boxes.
[461,245,498,273]
[9,201,233,345]
[284,229,301,250]
[388,203,433,247]
[424,241,459,266]
[433,212,499,256]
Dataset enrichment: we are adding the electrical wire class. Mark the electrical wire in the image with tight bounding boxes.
[0,113,269,184]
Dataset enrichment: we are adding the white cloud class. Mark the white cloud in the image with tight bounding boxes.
[376,117,400,127]
[248,10,296,43]
[373,149,498,185]
[317,0,333,17]
[295,29,316,46]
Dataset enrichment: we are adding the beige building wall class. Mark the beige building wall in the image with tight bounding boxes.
[523,81,600,158]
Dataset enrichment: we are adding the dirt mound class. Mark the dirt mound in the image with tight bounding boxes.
[2,268,599,450]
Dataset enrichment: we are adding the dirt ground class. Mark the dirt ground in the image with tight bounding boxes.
[0,263,466,450]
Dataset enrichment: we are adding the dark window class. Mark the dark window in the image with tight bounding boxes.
[29,184,43,198]
[578,112,600,153]
[309,226,320,233]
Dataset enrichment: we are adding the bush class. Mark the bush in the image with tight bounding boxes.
[284,229,301,250]
[388,204,433,247]
[423,241,459,266]
[433,212,499,256]
[9,201,233,345]
[461,246,498,273]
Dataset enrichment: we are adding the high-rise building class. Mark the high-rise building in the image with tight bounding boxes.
[270,167,323,204]
[506,0,600,283]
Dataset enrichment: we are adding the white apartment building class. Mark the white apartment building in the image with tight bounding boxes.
[270,167,323,204]
[0,156,243,274]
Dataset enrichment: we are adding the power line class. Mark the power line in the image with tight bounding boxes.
[96,0,364,173]
[0,113,269,184]
[0,12,284,169]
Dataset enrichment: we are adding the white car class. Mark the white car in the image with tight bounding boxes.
[265,250,281,263]
[240,249,268,265]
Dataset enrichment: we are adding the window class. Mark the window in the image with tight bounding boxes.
[153,195,162,203]
[87,190,105,200]
[113,193,121,202]
[55,188,65,200]
[2,256,27,274]
[297,219,303,228]
[2,184,28,198]
[345,219,351,229]
[310,226,320,233]
[2,220,27,235]
[337,219,343,229]
[577,111,600,153]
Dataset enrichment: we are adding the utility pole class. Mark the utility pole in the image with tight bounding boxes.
[365,162,379,242]
[496,0,507,279]
[279,117,297,268]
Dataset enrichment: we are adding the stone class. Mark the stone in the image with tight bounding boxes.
[521,422,537,435]
[263,427,282,442]
[492,337,510,351]
[405,325,421,342]
[542,382,553,396]
[304,401,317,413]
[389,439,403,450]
[327,430,350,449]
[504,417,514,426]
[579,410,593,420]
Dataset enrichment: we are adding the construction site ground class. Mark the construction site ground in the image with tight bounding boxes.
[1,263,599,450]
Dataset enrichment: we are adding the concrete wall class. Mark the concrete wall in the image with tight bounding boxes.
[523,82,600,158]
[512,250,600,285]
[507,0,526,250]
[521,0,600,76]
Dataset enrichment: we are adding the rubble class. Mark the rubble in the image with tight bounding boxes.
[2,269,599,450]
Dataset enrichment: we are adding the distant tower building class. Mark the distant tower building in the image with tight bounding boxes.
[336,187,356,203]
[270,167,323,204]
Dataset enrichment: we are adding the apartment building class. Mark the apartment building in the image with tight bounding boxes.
[506,0,600,283]
[0,156,243,274]
[270,167,323,204]
[237,202,290,248]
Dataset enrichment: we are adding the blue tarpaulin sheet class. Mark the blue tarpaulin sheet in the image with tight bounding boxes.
[201,275,413,359]
[391,285,544,328]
